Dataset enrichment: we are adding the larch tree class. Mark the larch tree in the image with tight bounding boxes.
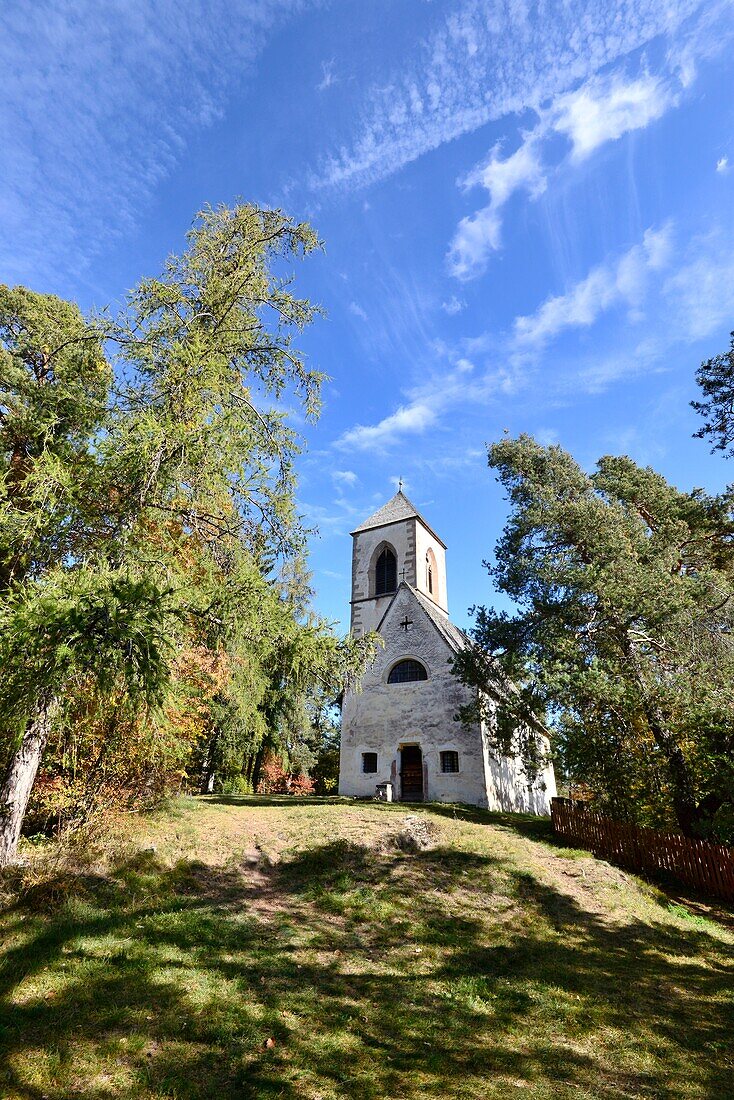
[0,204,375,867]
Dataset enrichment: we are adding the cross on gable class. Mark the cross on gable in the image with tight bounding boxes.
[399,567,408,581]
[399,616,413,632]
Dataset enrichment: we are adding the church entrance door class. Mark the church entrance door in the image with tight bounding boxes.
[400,745,423,801]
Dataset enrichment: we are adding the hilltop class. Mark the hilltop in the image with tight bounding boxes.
[1,797,732,1099]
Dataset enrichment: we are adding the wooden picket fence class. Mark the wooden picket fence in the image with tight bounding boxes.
[551,797,734,902]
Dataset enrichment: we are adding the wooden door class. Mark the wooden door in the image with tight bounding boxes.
[400,745,423,801]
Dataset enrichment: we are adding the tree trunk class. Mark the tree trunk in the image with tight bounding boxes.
[200,733,219,794]
[251,745,265,793]
[636,687,704,836]
[624,640,703,837]
[0,696,57,868]
[628,681,722,836]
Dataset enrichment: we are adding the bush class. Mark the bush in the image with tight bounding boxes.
[290,773,315,796]
[256,754,315,796]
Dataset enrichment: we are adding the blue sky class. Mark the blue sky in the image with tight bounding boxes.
[2,0,734,630]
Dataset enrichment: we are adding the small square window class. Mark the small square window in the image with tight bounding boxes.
[362,752,378,774]
[440,751,459,774]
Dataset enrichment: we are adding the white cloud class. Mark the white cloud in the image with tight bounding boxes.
[441,295,466,315]
[550,72,675,162]
[717,155,730,173]
[455,358,475,374]
[332,469,358,487]
[449,134,546,278]
[449,68,680,279]
[337,401,437,451]
[316,0,705,191]
[448,207,502,281]
[514,225,674,347]
[349,301,368,321]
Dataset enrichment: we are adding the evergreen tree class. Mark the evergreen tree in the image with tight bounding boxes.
[453,435,734,839]
[0,204,375,866]
[692,332,734,455]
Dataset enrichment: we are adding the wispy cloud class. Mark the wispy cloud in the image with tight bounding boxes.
[335,218,734,451]
[349,301,368,321]
[334,354,512,452]
[449,70,678,279]
[317,59,337,91]
[662,235,734,341]
[337,401,438,451]
[332,469,359,487]
[315,0,705,191]
[513,225,674,347]
[716,155,730,173]
[441,295,466,316]
[0,0,311,287]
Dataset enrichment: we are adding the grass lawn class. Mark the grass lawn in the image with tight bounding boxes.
[1,796,733,1099]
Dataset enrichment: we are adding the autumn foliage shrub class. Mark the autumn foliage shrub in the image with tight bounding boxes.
[256,754,314,796]
[289,773,316,796]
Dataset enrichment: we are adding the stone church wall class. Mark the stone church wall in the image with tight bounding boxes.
[340,586,490,806]
[483,724,556,814]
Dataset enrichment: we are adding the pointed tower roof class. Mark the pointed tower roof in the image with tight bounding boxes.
[350,490,447,548]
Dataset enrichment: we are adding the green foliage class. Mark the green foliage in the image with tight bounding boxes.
[105,203,325,560]
[692,331,734,455]
[454,434,734,838]
[310,724,341,795]
[1,203,376,843]
[0,286,110,588]
[0,568,173,738]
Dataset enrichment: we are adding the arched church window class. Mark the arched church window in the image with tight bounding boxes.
[375,546,397,596]
[388,659,428,684]
[425,552,433,595]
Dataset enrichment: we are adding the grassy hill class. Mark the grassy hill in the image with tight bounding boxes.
[1,797,733,1099]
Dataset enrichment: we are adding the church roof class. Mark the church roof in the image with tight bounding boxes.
[407,585,471,653]
[375,581,470,655]
[350,491,447,548]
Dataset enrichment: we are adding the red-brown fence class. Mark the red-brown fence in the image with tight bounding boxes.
[551,797,734,902]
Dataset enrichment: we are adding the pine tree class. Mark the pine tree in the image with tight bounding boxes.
[453,435,734,839]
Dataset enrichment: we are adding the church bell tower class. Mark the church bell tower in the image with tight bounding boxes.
[349,490,448,637]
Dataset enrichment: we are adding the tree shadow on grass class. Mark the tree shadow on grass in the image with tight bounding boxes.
[422,800,562,842]
[424,802,734,920]
[1,841,732,1099]
[199,795,348,809]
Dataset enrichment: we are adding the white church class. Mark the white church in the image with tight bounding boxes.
[338,490,556,812]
